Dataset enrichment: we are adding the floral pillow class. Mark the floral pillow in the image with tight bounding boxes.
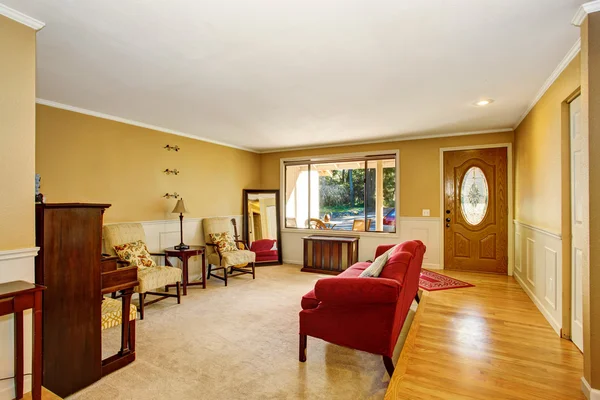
[114,240,156,269]
[209,232,238,253]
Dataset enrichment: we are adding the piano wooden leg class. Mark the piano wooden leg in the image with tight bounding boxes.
[120,289,133,354]
[138,293,145,320]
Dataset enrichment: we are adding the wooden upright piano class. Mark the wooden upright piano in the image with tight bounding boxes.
[35,203,138,398]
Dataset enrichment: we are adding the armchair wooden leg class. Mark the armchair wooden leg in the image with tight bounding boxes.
[252,262,256,279]
[299,334,307,362]
[207,264,212,280]
[383,356,395,377]
[138,293,145,320]
[415,292,420,304]
[176,282,181,304]
[224,266,228,287]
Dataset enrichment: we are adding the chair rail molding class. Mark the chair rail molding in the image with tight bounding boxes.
[0,247,39,261]
[513,221,563,335]
[0,4,45,30]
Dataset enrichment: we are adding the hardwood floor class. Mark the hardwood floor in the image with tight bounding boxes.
[385,271,584,400]
[23,387,62,399]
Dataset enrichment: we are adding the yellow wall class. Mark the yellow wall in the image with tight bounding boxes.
[260,131,514,218]
[514,55,581,234]
[36,105,262,222]
[0,16,36,250]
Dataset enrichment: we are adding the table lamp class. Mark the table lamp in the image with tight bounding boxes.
[172,198,189,250]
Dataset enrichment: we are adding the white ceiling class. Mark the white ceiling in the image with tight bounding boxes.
[4,0,584,152]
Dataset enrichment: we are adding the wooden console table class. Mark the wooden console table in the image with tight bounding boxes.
[302,235,359,275]
[0,280,45,400]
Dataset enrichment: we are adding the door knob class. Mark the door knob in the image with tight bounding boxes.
[446,210,451,214]
[446,223,450,228]
[446,218,451,222]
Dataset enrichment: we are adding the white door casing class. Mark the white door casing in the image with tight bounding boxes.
[570,95,586,352]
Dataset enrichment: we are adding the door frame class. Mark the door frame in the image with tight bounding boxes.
[439,143,514,275]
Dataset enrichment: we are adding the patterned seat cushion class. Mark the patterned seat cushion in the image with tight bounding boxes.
[221,250,256,267]
[136,265,182,293]
[101,297,137,330]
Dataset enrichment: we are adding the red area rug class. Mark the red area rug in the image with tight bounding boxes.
[419,269,474,291]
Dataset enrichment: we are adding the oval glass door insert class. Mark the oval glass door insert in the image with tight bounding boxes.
[460,167,489,225]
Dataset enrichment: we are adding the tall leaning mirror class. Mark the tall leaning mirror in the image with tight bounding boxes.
[243,189,283,265]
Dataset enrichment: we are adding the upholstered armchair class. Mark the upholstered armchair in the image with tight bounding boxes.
[203,217,256,286]
[103,223,182,319]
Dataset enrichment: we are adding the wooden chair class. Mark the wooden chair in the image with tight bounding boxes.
[203,217,256,286]
[103,223,182,319]
[352,218,373,231]
[306,218,329,230]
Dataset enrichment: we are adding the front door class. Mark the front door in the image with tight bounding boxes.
[570,95,585,352]
[444,148,508,273]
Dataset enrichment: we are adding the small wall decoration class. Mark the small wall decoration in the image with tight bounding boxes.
[163,192,180,199]
[35,174,44,203]
[163,169,180,175]
[164,145,180,152]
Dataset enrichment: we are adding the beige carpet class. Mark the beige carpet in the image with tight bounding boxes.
[68,265,415,400]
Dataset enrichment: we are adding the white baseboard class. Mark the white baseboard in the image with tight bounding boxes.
[582,376,600,400]
[514,273,561,334]
[0,375,31,400]
[423,263,442,270]
[283,259,303,266]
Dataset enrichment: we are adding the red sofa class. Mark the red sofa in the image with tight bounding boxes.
[250,239,278,263]
[299,240,426,376]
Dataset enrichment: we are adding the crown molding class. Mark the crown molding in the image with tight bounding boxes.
[573,1,600,26]
[0,4,45,31]
[513,38,581,130]
[258,128,514,154]
[36,98,258,153]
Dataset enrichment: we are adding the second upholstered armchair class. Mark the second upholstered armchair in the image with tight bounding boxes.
[103,223,182,319]
[203,217,256,286]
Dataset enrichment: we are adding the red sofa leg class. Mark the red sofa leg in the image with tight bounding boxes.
[383,356,395,377]
[299,334,307,362]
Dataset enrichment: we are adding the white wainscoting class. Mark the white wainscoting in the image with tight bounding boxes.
[281,217,441,269]
[106,216,243,281]
[0,247,39,400]
[513,221,562,335]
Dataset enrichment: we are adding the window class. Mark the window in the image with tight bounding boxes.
[284,153,397,233]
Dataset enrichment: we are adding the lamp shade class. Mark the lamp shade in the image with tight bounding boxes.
[171,198,188,214]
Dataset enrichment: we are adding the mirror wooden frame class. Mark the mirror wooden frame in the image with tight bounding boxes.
[242,189,283,265]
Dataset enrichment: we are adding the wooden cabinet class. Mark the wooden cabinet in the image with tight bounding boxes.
[35,203,110,398]
[302,235,359,275]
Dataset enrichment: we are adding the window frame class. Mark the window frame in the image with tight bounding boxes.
[279,150,400,237]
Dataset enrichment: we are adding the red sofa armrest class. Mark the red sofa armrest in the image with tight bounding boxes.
[374,244,396,259]
[314,277,401,305]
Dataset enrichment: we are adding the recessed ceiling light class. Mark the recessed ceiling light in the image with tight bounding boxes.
[474,99,494,107]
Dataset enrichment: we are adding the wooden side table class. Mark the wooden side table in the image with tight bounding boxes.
[164,246,206,295]
[0,281,46,400]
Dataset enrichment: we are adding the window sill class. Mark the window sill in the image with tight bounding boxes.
[281,228,399,238]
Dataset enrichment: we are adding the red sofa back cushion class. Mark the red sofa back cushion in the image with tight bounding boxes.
[379,240,426,283]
